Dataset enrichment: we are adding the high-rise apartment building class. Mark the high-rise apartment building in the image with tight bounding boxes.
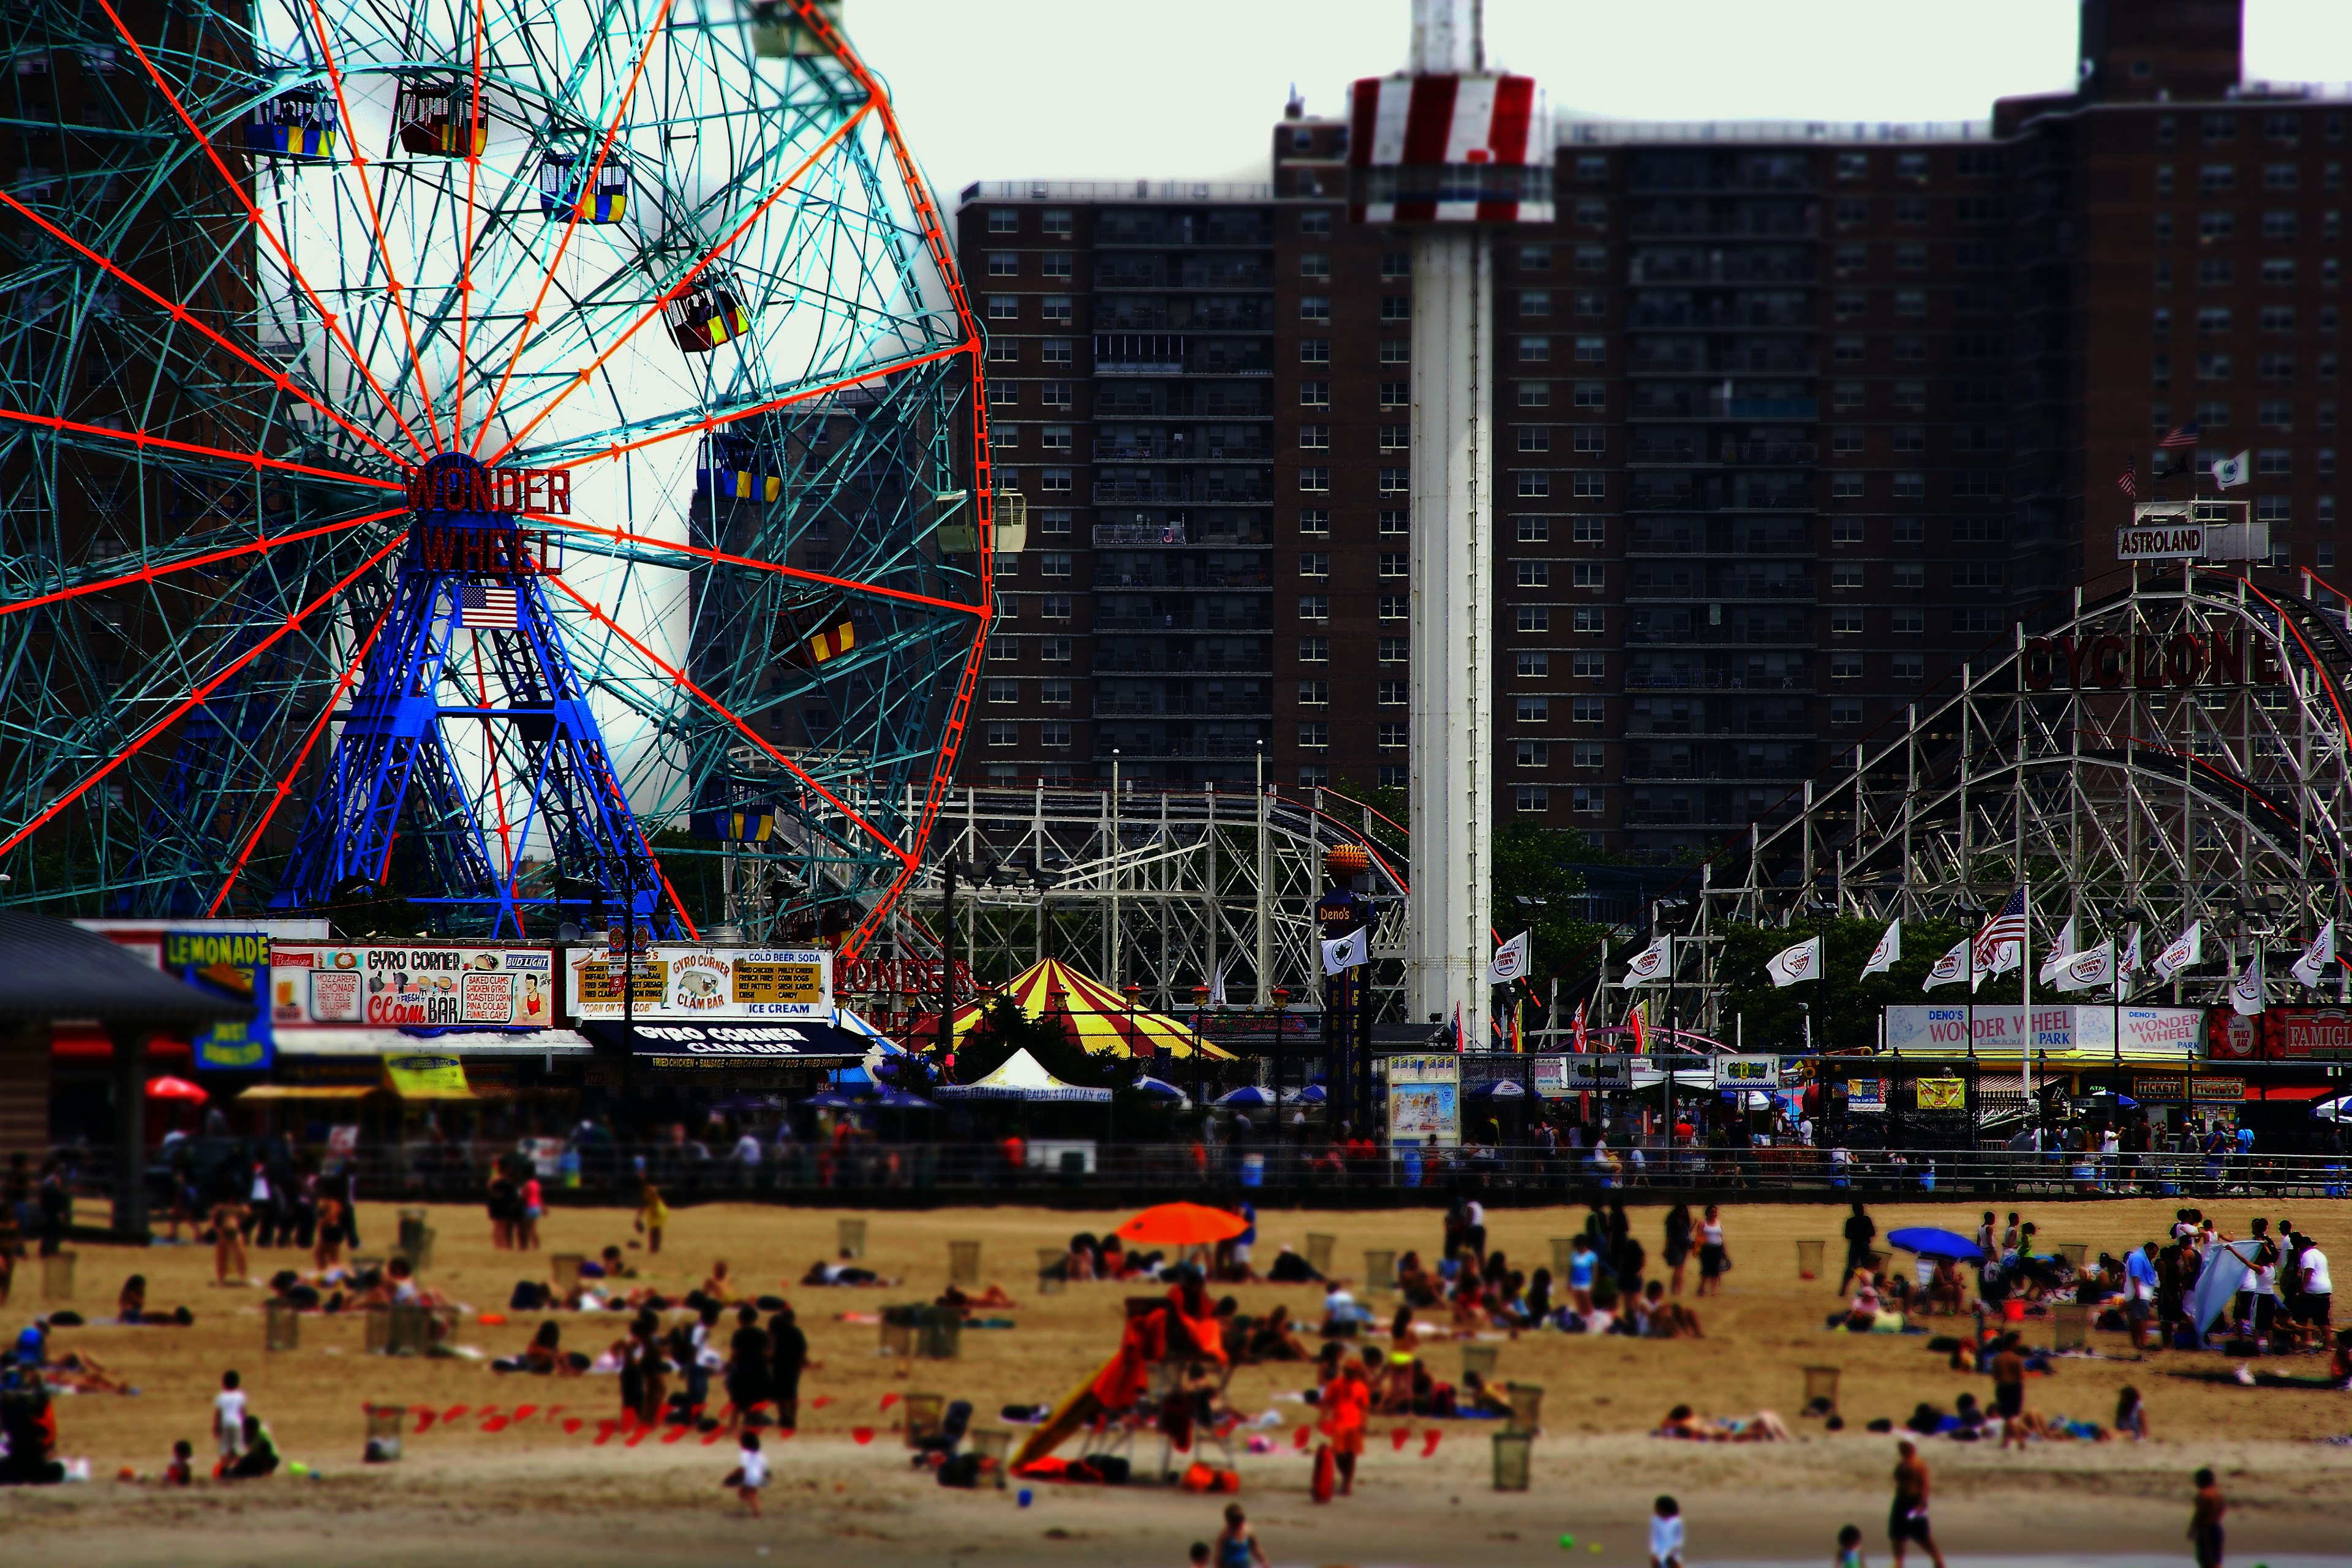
[956,0,2343,862]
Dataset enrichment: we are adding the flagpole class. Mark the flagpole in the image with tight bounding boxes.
[2022,878,2034,1128]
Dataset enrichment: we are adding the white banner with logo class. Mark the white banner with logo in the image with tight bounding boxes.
[1883,1004,2203,1055]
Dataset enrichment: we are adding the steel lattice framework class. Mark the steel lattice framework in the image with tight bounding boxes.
[1711,570,2352,978]
[0,0,993,944]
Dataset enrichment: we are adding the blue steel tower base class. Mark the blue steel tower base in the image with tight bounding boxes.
[273,454,666,937]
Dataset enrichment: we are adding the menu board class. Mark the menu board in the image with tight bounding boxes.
[566,946,834,1020]
[273,945,556,1030]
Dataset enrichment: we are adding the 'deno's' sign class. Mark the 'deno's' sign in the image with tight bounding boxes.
[2021,628,2285,692]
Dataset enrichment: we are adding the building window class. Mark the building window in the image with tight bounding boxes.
[1040,380,1072,408]
[1519,290,1551,318]
[1298,423,1330,449]
[1378,722,1407,748]
[1298,595,1329,620]
[1519,336,1550,363]
[1299,252,1330,279]
[1519,382,1550,407]
[1380,509,1409,535]
[1517,697,1548,722]
[987,208,1017,234]
[1378,595,1408,620]
[1518,517,1553,542]
[1299,764,1330,786]
[1298,466,1329,492]
[1041,339,1072,364]
[1299,551,1330,578]
[1575,246,1605,273]
[1038,551,1071,577]
[1515,741,1550,767]
[1891,654,1924,682]
[1299,508,1330,535]
[1041,296,1072,323]
[1572,518,1603,543]
[1830,653,1863,680]
[1381,424,1411,451]
[1570,787,1603,814]
[986,295,1018,321]
[1574,336,1605,364]
[1041,467,1070,493]
[1574,383,1605,409]
[1300,210,1331,236]
[2258,448,2293,476]
[1515,561,1551,588]
[1517,606,1550,632]
[1042,253,1072,279]
[1514,652,1549,678]
[1831,517,1864,543]
[1041,638,1071,663]
[1300,295,1330,322]
[1040,424,1071,451]
[1380,339,1409,363]
[986,722,1017,745]
[1381,295,1411,322]
[1892,472,1926,499]
[1571,696,1604,723]
[1299,380,1330,407]
[1523,243,1555,268]
[1829,698,1863,727]
[1892,608,1925,634]
[1298,680,1330,706]
[1571,472,1605,497]
[1379,552,1408,578]
[1572,652,1604,679]
[1300,339,1330,363]
[1378,466,1411,494]
[1830,608,1864,635]
[1382,251,1412,279]
[987,679,1019,703]
[1379,637,1408,662]
[988,637,1017,662]
[1298,723,1329,750]
[986,339,1019,365]
[1572,606,1604,634]
[1378,680,1407,704]
[2257,496,2292,523]
[1299,636,1329,662]
[1382,381,1411,407]
[1831,473,1864,499]
[1515,786,1551,812]
[1041,679,1070,704]
[987,252,1019,277]
[1041,209,1072,238]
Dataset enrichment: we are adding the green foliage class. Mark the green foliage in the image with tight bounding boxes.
[1713,915,2003,1054]
[1491,822,1615,995]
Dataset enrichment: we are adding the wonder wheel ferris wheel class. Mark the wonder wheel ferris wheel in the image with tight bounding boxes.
[0,0,995,946]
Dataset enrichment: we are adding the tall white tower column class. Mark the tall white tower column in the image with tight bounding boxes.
[1407,229,1492,1043]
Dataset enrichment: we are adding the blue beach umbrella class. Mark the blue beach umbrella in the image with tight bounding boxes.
[1885,1227,1984,1262]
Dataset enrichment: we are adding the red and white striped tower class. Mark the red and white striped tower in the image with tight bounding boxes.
[1349,0,1550,1046]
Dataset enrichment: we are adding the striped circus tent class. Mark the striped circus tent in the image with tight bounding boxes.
[933,958,1232,1060]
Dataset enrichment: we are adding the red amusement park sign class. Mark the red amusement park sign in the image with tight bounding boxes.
[2021,628,2285,692]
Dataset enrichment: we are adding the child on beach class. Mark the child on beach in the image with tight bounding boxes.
[635,1180,668,1254]
[213,1371,246,1469]
[1836,1523,1866,1568]
[724,1431,766,1516]
[1215,1503,1270,1568]
[163,1439,194,1486]
[1650,1496,1685,1568]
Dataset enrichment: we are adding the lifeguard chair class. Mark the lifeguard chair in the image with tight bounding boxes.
[664,274,752,353]
[1074,1295,1240,1482]
[392,79,488,158]
[538,153,627,224]
[246,86,337,160]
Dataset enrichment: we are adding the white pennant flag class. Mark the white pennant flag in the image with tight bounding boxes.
[1320,927,1368,975]
[1487,930,1531,986]
[2212,450,2252,489]
[2037,916,2079,986]
[2230,948,2267,1016]
[1921,937,1973,990]
[2052,940,2116,993]
[1860,919,1901,979]
[1619,935,1673,987]
[2152,921,2203,983]
[1766,935,1822,988]
[2120,925,2144,979]
[2291,922,2337,989]
[1208,967,1228,1008]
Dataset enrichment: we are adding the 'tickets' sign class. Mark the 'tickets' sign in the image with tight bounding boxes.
[2020,628,2285,692]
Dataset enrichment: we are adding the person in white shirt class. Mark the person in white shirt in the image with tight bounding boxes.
[214,1370,247,1462]
[2299,1241,2333,1328]
[1649,1494,1685,1568]
[726,1430,767,1516]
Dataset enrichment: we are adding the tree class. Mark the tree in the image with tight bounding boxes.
[1714,915,1975,1055]
[1491,822,1616,1014]
[952,993,1137,1091]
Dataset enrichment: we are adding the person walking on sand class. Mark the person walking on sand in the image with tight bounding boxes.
[1649,1495,1685,1568]
[1840,1200,1878,1294]
[1697,1204,1728,1297]
[1888,1441,1945,1568]
[2188,1468,2226,1568]
[1215,1502,1271,1568]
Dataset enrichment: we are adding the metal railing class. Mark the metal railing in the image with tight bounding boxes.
[66,1141,2352,1211]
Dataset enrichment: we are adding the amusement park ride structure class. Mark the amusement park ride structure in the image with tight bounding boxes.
[0,0,995,949]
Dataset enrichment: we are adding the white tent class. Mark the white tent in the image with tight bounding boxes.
[933,1047,1112,1103]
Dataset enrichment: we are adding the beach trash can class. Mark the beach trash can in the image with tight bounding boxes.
[1550,1237,1575,1279]
[1306,1233,1335,1277]
[364,1305,393,1354]
[880,1303,921,1359]
[949,1238,981,1286]
[968,1425,1012,1488]
[1504,1382,1545,1435]
[2052,1302,2091,1352]
[902,1392,946,1447]
[915,1304,963,1360]
[40,1250,74,1300]
[1037,1247,1067,1294]
[838,1218,867,1259]
[1795,1239,1825,1280]
[386,1302,437,1356]
[1363,1249,1396,1292]
[1461,1343,1500,1383]
[1802,1365,1841,1417]
[364,1404,405,1463]
[266,1298,301,1352]
[2057,1242,2089,1274]
[1491,1430,1533,1492]
[550,1253,584,1294]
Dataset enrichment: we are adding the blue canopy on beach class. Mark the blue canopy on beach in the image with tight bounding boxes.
[1886,1227,1984,1262]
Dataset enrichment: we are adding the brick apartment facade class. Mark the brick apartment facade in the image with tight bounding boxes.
[954,0,2344,862]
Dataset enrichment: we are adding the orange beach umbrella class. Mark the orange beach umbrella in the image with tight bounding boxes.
[1114,1201,1250,1248]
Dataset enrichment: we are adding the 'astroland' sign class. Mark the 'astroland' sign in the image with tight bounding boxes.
[2021,628,2285,693]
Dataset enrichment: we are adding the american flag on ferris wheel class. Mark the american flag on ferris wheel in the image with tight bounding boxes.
[1970,888,2029,971]
[461,584,519,631]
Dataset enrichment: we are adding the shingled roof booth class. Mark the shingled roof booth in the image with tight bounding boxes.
[0,913,254,1238]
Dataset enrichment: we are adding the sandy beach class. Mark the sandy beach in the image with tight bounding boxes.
[5,1196,2348,1564]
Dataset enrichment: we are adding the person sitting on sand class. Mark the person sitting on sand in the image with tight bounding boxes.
[1396,1250,1441,1310]
[1065,1237,1096,1283]
[225,1414,280,1479]
[1639,1281,1703,1339]
[1458,1368,1513,1418]
[1926,1258,1967,1317]
[1654,1404,1792,1442]
[162,1439,194,1486]
[2114,1385,2147,1441]
[1242,1308,1310,1363]
[934,1281,1018,1314]
[699,1261,738,1303]
[1844,1279,1883,1332]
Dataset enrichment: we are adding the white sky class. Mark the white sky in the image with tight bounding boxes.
[847,0,2352,202]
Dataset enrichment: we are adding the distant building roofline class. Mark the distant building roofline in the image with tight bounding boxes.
[960,179,1278,208]
[1554,113,1995,146]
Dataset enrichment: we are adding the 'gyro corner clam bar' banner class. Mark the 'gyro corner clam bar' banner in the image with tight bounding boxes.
[268,943,589,1054]
[565,946,866,1060]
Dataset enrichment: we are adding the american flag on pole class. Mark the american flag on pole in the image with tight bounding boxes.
[1971,887,2029,974]
[2117,460,2136,498]
[460,583,519,630]
[2158,421,2201,448]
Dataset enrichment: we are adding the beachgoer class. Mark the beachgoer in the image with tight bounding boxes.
[1991,1333,2026,1446]
[1216,1503,1272,1568]
[2298,1237,2332,1329]
[769,1308,810,1430]
[1650,1496,1684,1568]
[2114,1385,2147,1441]
[163,1439,194,1487]
[1316,1355,1370,1496]
[1888,1441,1944,1568]
[2188,1467,2226,1568]
[1697,1205,1728,1297]
[1568,1235,1597,1315]
[726,1430,766,1517]
[636,1180,668,1254]
[1836,1522,1866,1568]
[1840,1201,1877,1294]
[518,1169,543,1251]
[227,1414,279,1479]
[1664,1205,1693,1297]
[2125,1242,2160,1351]
[213,1370,246,1469]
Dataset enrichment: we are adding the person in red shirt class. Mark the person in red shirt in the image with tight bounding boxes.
[1317,1358,1370,1496]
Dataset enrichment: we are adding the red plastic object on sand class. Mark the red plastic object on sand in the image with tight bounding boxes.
[1311,1444,1335,1504]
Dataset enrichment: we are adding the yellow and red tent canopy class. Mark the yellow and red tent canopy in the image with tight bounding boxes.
[927,958,1231,1061]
